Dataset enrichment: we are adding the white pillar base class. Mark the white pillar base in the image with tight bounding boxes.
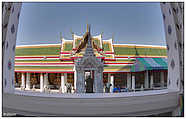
[132,75,135,91]
[110,75,114,93]
[150,74,154,88]
[44,73,48,92]
[21,73,25,90]
[40,73,44,92]
[61,73,67,93]
[160,71,164,87]
[144,71,149,89]
[26,73,30,90]
[127,73,131,89]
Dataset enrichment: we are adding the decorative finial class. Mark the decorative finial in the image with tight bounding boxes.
[101,32,103,38]
[86,24,90,33]
[86,24,89,32]
[112,33,114,43]
[60,32,62,40]
[70,28,74,34]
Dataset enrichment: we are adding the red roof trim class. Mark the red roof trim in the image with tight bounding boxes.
[60,52,71,54]
[115,56,166,58]
[15,56,59,59]
[104,62,133,64]
[15,63,74,65]
[103,72,132,73]
[59,58,73,61]
[15,71,74,73]
[115,56,129,58]
[104,59,116,61]
[104,52,114,54]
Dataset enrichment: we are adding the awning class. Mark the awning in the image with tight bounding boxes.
[131,58,168,72]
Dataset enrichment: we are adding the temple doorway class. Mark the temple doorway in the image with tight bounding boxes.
[85,70,94,93]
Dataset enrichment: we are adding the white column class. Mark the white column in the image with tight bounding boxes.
[44,73,48,89]
[21,73,25,89]
[150,74,154,88]
[127,73,131,89]
[61,73,67,93]
[110,75,114,93]
[64,73,67,92]
[40,73,44,92]
[145,71,149,89]
[74,70,77,91]
[160,72,164,87]
[108,73,111,92]
[26,73,30,90]
[132,75,135,91]
[61,73,65,93]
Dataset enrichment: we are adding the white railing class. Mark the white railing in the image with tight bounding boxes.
[13,88,174,99]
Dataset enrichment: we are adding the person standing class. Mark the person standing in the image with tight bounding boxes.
[65,83,72,93]
[105,82,112,93]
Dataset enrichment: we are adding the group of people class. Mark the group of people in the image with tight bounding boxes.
[104,82,129,93]
[41,82,129,93]
[64,82,129,93]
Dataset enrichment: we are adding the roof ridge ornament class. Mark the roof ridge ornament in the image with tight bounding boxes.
[86,24,90,33]
[83,24,95,57]
[60,32,62,40]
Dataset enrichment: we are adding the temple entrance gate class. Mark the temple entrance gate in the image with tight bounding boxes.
[85,70,94,93]
[74,24,104,93]
[75,55,104,93]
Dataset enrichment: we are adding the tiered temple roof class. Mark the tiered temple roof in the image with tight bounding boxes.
[15,34,167,73]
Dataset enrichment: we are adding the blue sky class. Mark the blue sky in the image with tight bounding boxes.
[16,2,166,46]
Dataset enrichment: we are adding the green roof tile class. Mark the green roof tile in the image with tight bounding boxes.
[113,46,167,56]
[15,46,61,56]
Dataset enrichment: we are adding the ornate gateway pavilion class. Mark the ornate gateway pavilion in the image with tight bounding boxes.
[14,25,168,93]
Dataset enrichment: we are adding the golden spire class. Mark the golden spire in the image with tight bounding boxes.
[60,32,62,40]
[112,33,114,43]
[101,32,103,49]
[101,32,103,38]
[70,28,74,34]
[86,24,90,33]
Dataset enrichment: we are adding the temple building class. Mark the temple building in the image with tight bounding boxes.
[14,25,168,93]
